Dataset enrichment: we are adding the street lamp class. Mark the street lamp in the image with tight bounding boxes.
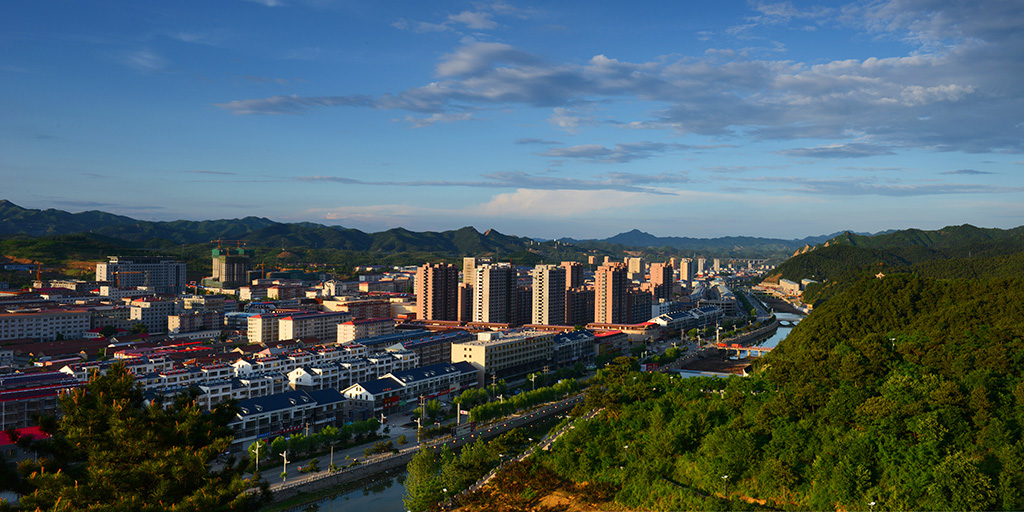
[721,474,729,495]
[868,502,876,512]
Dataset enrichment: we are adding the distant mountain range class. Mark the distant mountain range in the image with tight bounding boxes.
[556,228,881,254]
[0,199,879,257]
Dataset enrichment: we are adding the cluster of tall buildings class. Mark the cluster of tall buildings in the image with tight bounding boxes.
[413,257,683,327]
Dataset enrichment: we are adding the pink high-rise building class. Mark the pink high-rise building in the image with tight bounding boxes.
[649,262,673,301]
[415,263,459,321]
[561,261,584,290]
[594,262,627,324]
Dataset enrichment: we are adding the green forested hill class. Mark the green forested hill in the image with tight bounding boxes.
[0,200,534,255]
[829,224,1024,251]
[765,224,1024,305]
[538,272,1024,511]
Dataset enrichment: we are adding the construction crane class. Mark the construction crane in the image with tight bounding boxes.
[35,264,60,282]
[33,264,60,287]
[211,239,247,250]
[110,270,144,289]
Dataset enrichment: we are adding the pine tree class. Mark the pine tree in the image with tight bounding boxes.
[403,446,443,512]
[19,362,263,511]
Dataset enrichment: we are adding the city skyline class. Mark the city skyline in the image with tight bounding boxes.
[3,0,1023,239]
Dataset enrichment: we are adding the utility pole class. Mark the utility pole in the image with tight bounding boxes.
[417,394,425,443]
[281,450,289,483]
[254,440,262,473]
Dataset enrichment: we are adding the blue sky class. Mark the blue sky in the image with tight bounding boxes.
[2,0,1022,239]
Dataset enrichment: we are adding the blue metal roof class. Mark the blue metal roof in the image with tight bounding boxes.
[357,329,433,347]
[236,390,315,417]
[401,330,474,349]
[552,330,595,345]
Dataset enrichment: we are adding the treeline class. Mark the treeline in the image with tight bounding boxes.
[528,273,1024,510]
[404,429,535,511]
[466,379,581,424]
[246,418,380,471]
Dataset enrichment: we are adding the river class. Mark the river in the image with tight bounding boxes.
[294,470,409,512]
[759,311,804,348]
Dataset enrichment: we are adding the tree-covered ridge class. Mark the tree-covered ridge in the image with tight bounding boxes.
[829,224,1024,251]
[764,224,1024,306]
[533,274,1024,511]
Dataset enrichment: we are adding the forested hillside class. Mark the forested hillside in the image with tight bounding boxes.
[764,224,1024,305]
[531,273,1024,510]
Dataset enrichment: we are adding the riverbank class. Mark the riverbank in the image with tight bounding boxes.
[680,357,752,375]
[759,294,805,315]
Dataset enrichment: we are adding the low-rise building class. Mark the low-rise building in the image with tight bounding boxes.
[338,317,395,343]
[0,308,91,342]
[552,330,595,366]
[229,388,346,452]
[0,371,83,429]
[450,329,554,382]
[341,361,478,416]
[278,311,351,344]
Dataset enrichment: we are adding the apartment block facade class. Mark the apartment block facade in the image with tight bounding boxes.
[96,256,186,295]
[414,263,459,321]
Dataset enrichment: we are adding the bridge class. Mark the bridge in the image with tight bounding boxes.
[715,343,773,358]
[778,320,799,327]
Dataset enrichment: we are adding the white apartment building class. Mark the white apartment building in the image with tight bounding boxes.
[0,309,91,341]
[531,264,566,326]
[451,329,554,378]
[337,317,395,343]
[472,263,514,324]
[129,298,181,334]
[96,256,186,295]
[246,312,295,344]
[278,311,351,343]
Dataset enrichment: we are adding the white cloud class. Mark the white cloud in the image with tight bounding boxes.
[392,19,450,33]
[243,0,286,6]
[435,40,537,77]
[779,143,896,159]
[547,107,589,133]
[474,189,662,217]
[399,112,474,128]
[121,49,167,71]
[220,1,1024,154]
[448,11,498,30]
[539,142,691,163]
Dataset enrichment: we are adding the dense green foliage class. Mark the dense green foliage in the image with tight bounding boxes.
[467,379,581,423]
[535,273,1024,510]
[405,429,534,512]
[767,225,1024,305]
[15,363,262,511]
